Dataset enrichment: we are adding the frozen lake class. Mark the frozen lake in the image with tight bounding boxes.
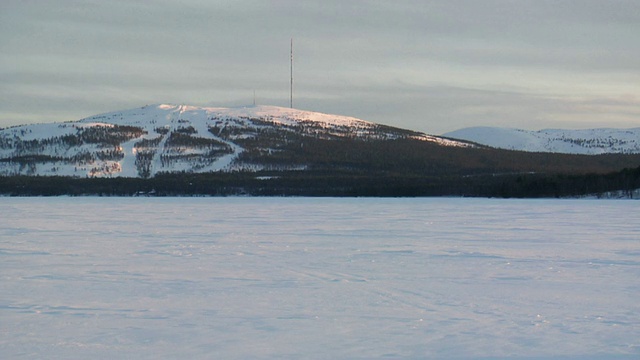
[1,197,638,359]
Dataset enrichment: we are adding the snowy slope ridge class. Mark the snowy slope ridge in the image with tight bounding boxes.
[0,104,471,178]
[444,126,640,154]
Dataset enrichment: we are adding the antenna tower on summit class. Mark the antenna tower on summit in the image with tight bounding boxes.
[290,38,293,108]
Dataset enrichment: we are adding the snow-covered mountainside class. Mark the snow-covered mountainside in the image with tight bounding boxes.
[0,104,470,178]
[444,126,640,154]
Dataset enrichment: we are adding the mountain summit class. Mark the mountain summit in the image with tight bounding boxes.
[0,104,471,178]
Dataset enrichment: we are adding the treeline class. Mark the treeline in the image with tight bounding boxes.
[232,136,640,177]
[1,165,639,198]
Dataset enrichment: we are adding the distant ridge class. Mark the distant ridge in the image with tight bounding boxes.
[3,105,640,197]
[444,126,640,154]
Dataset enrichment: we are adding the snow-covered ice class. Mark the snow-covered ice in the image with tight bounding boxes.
[1,197,638,359]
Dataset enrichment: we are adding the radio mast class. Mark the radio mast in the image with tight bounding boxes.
[290,38,293,108]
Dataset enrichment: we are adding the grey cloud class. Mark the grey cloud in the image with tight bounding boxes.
[1,0,639,131]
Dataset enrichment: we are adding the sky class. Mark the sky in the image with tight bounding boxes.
[1,0,639,134]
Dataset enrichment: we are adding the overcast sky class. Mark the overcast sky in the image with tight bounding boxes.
[1,0,639,134]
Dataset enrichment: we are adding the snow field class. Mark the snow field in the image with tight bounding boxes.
[1,198,638,359]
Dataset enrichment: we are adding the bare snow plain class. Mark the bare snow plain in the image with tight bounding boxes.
[1,197,638,359]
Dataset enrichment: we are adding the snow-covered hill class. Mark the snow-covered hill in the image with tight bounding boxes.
[444,126,640,154]
[0,104,471,178]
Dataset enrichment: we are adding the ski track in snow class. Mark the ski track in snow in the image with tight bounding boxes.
[1,197,639,359]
